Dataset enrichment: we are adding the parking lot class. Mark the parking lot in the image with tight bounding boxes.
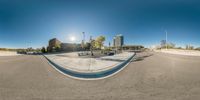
[0,51,200,100]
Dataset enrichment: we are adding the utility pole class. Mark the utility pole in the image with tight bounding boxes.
[90,36,94,56]
[165,30,168,50]
[81,32,85,50]
[109,42,111,48]
[82,32,85,43]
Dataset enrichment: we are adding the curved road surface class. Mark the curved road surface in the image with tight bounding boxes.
[0,52,200,100]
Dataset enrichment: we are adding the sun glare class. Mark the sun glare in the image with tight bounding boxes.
[70,36,76,41]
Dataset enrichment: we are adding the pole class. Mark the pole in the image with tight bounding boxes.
[82,32,85,43]
[90,36,93,56]
[82,32,85,50]
[165,30,168,50]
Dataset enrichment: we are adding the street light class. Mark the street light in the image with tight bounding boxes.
[82,32,85,50]
[82,32,85,43]
[165,30,168,50]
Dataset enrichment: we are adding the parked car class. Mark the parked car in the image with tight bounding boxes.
[104,51,115,56]
[78,51,90,56]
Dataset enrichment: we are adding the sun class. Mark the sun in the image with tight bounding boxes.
[70,36,76,41]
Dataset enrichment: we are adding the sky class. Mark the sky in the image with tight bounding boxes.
[0,0,200,48]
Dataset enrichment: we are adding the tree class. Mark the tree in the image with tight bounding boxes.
[84,42,91,50]
[195,47,200,51]
[27,47,33,52]
[186,44,194,50]
[55,43,61,52]
[41,47,46,53]
[95,36,105,49]
[90,39,95,56]
[35,48,41,52]
[160,40,166,48]
[176,47,182,49]
[167,43,176,49]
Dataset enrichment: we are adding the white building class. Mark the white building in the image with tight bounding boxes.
[113,34,124,47]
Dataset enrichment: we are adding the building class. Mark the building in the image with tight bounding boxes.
[113,34,124,47]
[111,45,144,51]
[122,45,144,51]
[113,37,116,47]
[60,43,82,51]
[112,34,144,51]
[47,38,61,52]
[48,38,82,52]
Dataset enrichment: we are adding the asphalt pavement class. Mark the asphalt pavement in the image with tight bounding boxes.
[0,52,200,100]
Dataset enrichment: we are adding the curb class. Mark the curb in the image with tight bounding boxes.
[43,53,136,80]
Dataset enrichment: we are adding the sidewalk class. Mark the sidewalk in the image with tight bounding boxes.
[155,49,200,56]
[0,51,20,56]
[44,52,135,73]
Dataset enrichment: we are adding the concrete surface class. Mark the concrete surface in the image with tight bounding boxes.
[0,51,20,56]
[0,52,200,100]
[155,49,200,56]
[45,52,135,72]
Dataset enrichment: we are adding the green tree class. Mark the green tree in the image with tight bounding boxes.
[167,43,176,49]
[195,47,200,51]
[160,40,166,48]
[186,44,194,50]
[95,36,105,49]
[90,39,95,56]
[41,47,46,53]
[55,43,61,52]
[84,42,91,50]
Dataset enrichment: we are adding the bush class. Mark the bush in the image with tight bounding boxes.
[41,47,47,53]
[195,47,200,51]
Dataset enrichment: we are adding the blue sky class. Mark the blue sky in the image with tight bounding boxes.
[0,0,200,48]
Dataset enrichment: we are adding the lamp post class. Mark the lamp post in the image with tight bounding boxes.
[82,32,85,50]
[82,32,85,43]
[70,36,76,52]
[165,30,168,50]
[90,36,94,56]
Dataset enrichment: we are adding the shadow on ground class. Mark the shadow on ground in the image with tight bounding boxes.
[132,52,154,62]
